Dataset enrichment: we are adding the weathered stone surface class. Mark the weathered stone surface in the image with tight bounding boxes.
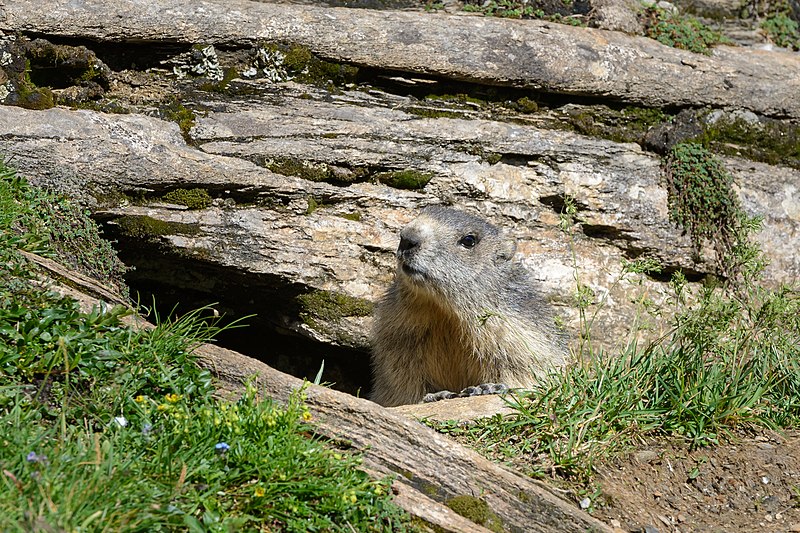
[2,99,798,361]
[392,394,518,422]
[591,0,645,34]
[2,0,800,119]
[2,0,799,396]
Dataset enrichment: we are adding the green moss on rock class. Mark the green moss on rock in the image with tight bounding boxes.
[266,157,369,186]
[565,105,667,144]
[338,211,362,222]
[426,93,486,106]
[445,495,504,532]
[268,158,331,182]
[695,114,800,169]
[305,196,320,215]
[199,66,240,93]
[15,79,54,110]
[258,43,359,89]
[375,170,433,190]
[405,106,467,119]
[162,188,213,210]
[297,289,373,326]
[115,215,200,239]
[514,96,539,113]
[160,99,196,141]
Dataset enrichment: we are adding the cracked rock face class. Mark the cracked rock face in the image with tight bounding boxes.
[3,95,798,366]
[1,0,799,396]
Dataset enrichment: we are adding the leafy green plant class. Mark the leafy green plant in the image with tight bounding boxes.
[760,13,800,49]
[664,142,764,282]
[461,0,586,24]
[0,159,128,296]
[643,6,727,54]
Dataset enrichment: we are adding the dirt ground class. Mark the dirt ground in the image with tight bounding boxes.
[592,430,800,533]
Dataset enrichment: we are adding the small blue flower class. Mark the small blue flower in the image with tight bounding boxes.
[26,451,47,465]
[142,423,153,436]
[215,442,230,454]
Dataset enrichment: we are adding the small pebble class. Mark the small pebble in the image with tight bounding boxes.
[762,476,770,484]
[634,450,659,464]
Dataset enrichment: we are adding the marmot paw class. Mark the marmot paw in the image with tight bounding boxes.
[459,382,509,397]
[423,390,459,402]
[422,383,509,403]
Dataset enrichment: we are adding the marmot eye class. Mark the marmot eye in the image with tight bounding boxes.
[458,234,478,248]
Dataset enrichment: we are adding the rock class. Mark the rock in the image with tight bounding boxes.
[2,0,800,119]
[672,0,744,18]
[391,394,517,422]
[634,450,660,464]
[591,0,645,33]
[1,91,799,392]
[2,0,799,397]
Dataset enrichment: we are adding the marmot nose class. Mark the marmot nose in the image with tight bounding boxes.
[397,235,420,257]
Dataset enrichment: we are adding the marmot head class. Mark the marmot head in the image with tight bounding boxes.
[394,206,517,303]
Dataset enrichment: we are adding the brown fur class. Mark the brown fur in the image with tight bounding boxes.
[370,206,568,407]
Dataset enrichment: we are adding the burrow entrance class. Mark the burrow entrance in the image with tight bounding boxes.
[103,223,374,398]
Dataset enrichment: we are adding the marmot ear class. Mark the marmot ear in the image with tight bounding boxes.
[496,239,516,262]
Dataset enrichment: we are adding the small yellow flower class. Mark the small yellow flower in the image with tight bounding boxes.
[165,393,182,403]
[157,404,170,412]
[134,395,146,403]
[301,410,312,422]
[254,486,265,497]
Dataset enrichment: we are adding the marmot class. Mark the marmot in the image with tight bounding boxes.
[370,206,568,407]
